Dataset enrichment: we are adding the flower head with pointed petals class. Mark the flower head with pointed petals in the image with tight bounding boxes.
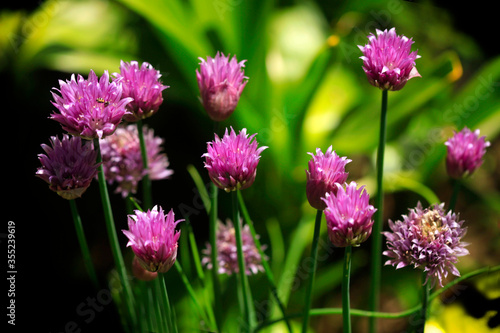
[50,70,133,139]
[306,146,351,210]
[196,52,248,121]
[382,202,469,287]
[444,127,490,179]
[113,60,169,122]
[358,28,421,91]
[99,124,173,197]
[122,206,183,273]
[322,182,376,247]
[36,134,99,200]
[203,127,267,192]
[201,219,266,276]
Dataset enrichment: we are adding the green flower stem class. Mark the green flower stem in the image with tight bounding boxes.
[237,191,293,333]
[342,246,352,333]
[232,190,254,331]
[210,182,223,331]
[152,279,166,333]
[174,261,212,327]
[369,88,388,333]
[159,273,178,333]
[301,209,323,333]
[94,138,137,329]
[255,264,500,332]
[69,199,99,289]
[418,273,431,333]
[448,178,461,212]
[137,119,152,209]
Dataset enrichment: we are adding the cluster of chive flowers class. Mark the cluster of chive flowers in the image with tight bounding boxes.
[202,219,266,275]
[306,146,376,248]
[123,206,183,274]
[99,124,173,197]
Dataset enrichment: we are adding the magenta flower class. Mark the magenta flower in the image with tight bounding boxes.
[99,124,173,197]
[444,127,490,179]
[306,146,351,210]
[113,60,169,122]
[36,134,99,200]
[203,127,267,192]
[50,70,133,140]
[382,202,469,287]
[196,52,248,121]
[202,219,266,275]
[322,182,376,247]
[358,27,421,91]
[122,206,183,273]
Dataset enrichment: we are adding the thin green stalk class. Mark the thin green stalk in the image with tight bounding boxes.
[137,119,152,209]
[159,274,178,333]
[301,209,323,333]
[369,88,388,333]
[448,178,461,212]
[418,273,431,333]
[94,138,137,329]
[233,190,254,331]
[237,191,293,333]
[209,182,223,331]
[174,261,212,327]
[342,246,352,333]
[69,199,99,289]
[256,264,500,332]
[153,277,168,333]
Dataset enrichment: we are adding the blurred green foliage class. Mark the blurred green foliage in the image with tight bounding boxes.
[8,0,499,332]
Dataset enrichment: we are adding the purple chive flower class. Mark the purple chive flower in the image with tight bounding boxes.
[203,127,267,192]
[444,127,490,179]
[322,182,376,247]
[196,52,248,121]
[131,255,158,281]
[99,124,173,198]
[306,146,351,210]
[358,27,421,91]
[202,219,266,275]
[122,206,183,273]
[36,134,99,200]
[383,202,469,287]
[51,70,133,140]
[113,60,169,122]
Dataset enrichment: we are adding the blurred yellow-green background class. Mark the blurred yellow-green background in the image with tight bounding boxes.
[5,0,499,332]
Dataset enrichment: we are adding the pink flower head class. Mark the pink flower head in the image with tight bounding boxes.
[322,182,376,247]
[122,206,183,273]
[201,219,266,275]
[358,27,421,91]
[36,134,99,200]
[99,124,173,197]
[196,52,248,121]
[306,146,351,210]
[444,127,490,179]
[203,127,267,192]
[382,202,469,287]
[113,60,169,122]
[50,70,133,139]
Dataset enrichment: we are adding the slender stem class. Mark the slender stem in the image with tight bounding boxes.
[69,199,99,289]
[152,279,166,333]
[94,138,137,329]
[369,88,388,333]
[232,190,253,331]
[137,120,152,209]
[342,246,352,333]
[448,178,461,212]
[209,182,223,331]
[159,273,178,333]
[301,209,323,333]
[418,274,431,333]
[255,264,500,332]
[238,191,293,333]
